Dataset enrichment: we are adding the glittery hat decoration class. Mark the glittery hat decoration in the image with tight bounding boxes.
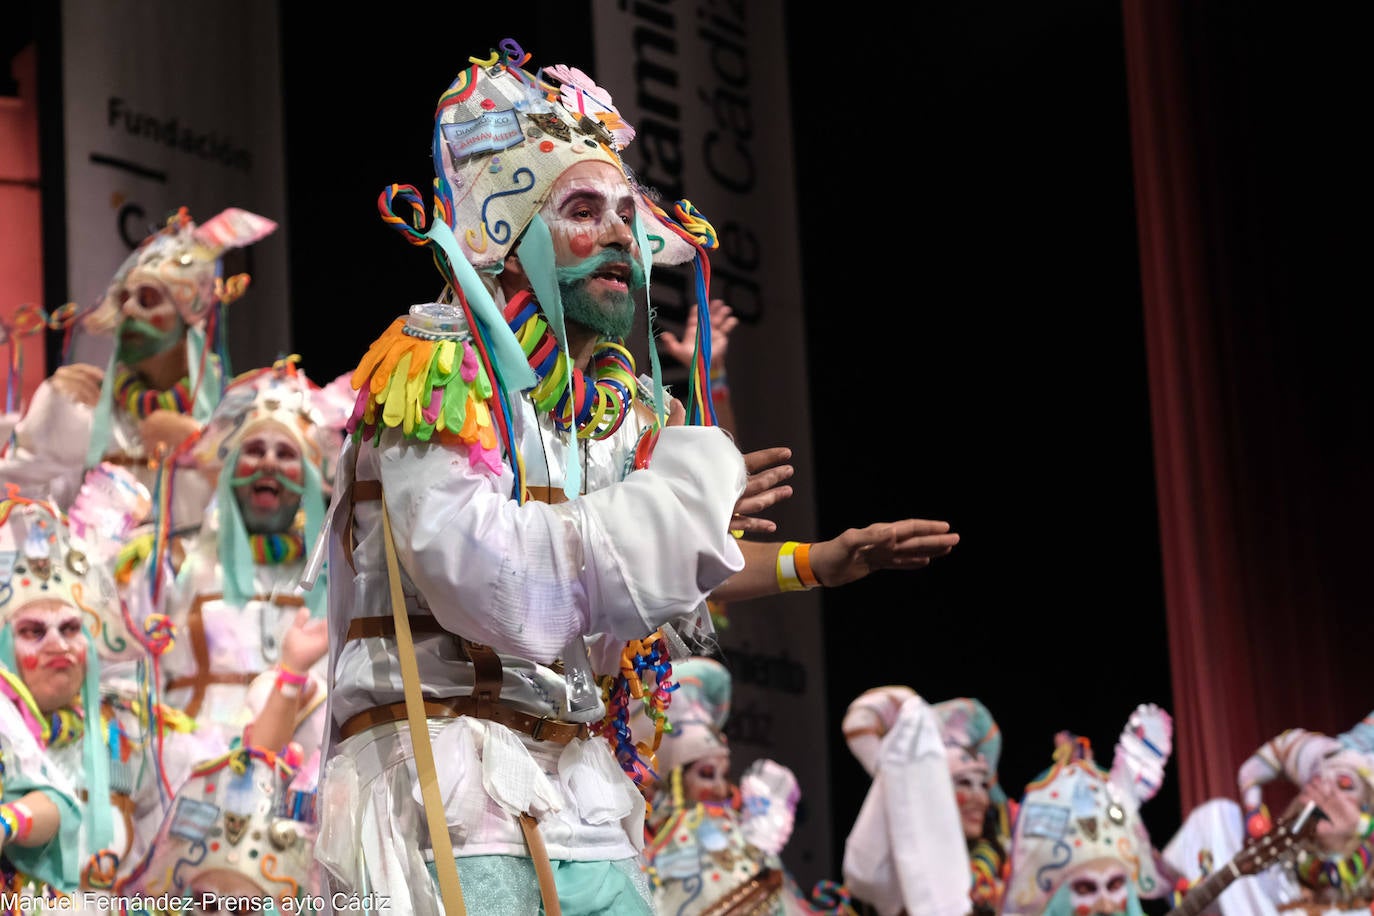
[372,38,726,504]
[92,207,277,329]
[0,495,138,663]
[193,359,328,618]
[68,462,153,566]
[424,43,694,271]
[1003,704,1173,915]
[118,747,317,907]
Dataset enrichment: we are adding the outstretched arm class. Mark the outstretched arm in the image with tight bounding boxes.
[711,519,959,603]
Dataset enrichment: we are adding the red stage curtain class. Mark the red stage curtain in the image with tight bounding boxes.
[1121,1,1370,815]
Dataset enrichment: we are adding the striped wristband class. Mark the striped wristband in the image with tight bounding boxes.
[776,542,819,592]
[0,801,34,843]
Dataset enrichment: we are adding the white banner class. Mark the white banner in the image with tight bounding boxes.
[60,0,289,374]
[592,0,833,891]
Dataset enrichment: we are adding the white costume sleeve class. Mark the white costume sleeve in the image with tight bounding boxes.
[0,380,92,506]
[372,424,745,664]
[843,695,970,916]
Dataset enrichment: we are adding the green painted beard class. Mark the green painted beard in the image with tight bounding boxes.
[230,468,305,534]
[556,250,646,340]
[115,315,186,365]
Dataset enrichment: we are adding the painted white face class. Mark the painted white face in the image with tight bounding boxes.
[232,427,304,534]
[683,750,732,804]
[116,281,185,364]
[1066,860,1130,915]
[541,160,639,271]
[9,598,87,714]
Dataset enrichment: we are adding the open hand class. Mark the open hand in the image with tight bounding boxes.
[731,447,794,534]
[659,299,738,368]
[809,519,959,587]
[280,606,330,675]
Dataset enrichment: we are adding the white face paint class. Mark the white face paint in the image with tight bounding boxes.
[9,598,87,714]
[1066,860,1130,915]
[683,751,732,804]
[540,160,638,269]
[232,426,305,534]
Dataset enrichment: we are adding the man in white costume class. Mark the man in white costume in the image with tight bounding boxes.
[312,38,960,916]
[0,206,276,536]
[161,361,332,761]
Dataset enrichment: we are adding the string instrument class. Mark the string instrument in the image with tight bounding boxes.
[1167,801,1323,916]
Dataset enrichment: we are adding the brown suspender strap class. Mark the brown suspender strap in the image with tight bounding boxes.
[367,479,567,913]
[458,638,503,719]
[379,492,467,915]
[344,478,385,576]
[519,813,564,916]
[167,593,302,717]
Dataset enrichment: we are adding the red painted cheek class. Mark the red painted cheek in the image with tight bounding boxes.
[955,791,968,805]
[75,648,87,665]
[569,232,596,259]
[18,653,39,671]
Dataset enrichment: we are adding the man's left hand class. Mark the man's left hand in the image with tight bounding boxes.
[808,519,959,587]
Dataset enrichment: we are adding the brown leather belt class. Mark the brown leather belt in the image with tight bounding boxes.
[340,614,586,745]
[339,695,589,744]
[345,614,447,641]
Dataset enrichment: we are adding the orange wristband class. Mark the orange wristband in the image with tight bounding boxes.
[794,542,821,588]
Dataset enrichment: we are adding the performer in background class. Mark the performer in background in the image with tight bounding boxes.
[841,688,1011,916]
